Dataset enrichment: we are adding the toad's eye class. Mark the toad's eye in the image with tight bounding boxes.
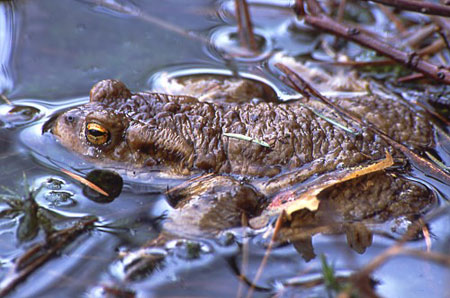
[86,122,110,145]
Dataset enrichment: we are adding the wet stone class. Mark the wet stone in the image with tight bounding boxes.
[44,190,77,208]
[208,26,273,62]
[45,178,65,190]
[167,239,211,260]
[217,232,236,246]
[120,248,166,281]
[83,170,123,203]
[0,105,41,128]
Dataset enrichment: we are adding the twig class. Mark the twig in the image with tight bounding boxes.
[401,248,450,266]
[236,213,249,298]
[336,0,347,22]
[412,100,450,125]
[305,0,324,15]
[227,258,271,292]
[303,13,450,84]
[437,29,450,51]
[358,243,404,277]
[397,72,425,83]
[235,0,247,49]
[275,63,450,186]
[316,59,395,67]
[359,0,450,17]
[404,24,437,48]
[283,274,358,289]
[101,285,135,298]
[0,217,97,296]
[242,0,257,51]
[246,212,284,298]
[354,243,450,282]
[418,39,446,56]
[61,168,109,196]
[0,94,11,105]
[294,0,305,16]
[355,218,429,278]
[235,0,257,51]
[376,3,406,33]
[422,225,432,252]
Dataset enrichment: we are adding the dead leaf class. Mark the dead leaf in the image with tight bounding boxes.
[268,151,393,218]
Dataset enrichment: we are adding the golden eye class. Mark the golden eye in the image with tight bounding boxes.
[86,122,110,145]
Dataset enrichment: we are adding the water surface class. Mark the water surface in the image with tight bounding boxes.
[0,0,449,297]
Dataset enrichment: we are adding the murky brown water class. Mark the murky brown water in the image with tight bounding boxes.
[1,0,449,297]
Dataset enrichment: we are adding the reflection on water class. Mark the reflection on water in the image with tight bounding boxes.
[0,0,449,297]
[207,25,273,62]
[0,1,17,94]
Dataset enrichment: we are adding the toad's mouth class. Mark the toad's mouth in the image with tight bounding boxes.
[19,119,187,193]
[42,110,62,134]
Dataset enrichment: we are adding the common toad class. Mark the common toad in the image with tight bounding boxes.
[50,79,436,239]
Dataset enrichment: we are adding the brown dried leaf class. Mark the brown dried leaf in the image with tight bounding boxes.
[268,151,393,217]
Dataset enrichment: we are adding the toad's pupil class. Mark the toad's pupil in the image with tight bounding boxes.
[86,123,110,145]
[89,129,106,137]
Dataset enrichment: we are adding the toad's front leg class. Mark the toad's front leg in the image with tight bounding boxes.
[163,174,265,238]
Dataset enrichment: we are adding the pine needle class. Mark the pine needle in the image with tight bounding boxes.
[223,132,270,148]
[60,169,109,197]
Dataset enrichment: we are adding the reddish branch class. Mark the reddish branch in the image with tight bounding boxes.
[275,63,450,186]
[294,0,305,16]
[359,0,450,17]
[0,217,97,297]
[235,0,257,51]
[303,13,450,84]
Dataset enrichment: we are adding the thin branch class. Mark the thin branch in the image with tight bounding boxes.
[275,63,450,186]
[294,0,305,16]
[376,3,406,33]
[0,217,97,297]
[235,0,257,51]
[397,72,425,83]
[336,0,347,22]
[401,248,450,266]
[246,212,285,298]
[306,0,324,15]
[303,13,450,84]
[437,29,450,51]
[412,100,450,125]
[236,213,249,298]
[360,0,450,17]
[404,24,437,48]
[316,59,395,67]
[0,94,11,105]
[417,39,446,56]
[235,0,247,49]
[242,0,257,51]
[355,218,428,277]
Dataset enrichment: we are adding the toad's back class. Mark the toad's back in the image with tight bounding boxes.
[51,79,433,178]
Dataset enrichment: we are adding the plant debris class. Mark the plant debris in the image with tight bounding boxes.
[61,168,110,197]
[223,132,271,148]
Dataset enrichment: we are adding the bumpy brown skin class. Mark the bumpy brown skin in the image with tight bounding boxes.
[51,79,436,237]
[52,79,433,179]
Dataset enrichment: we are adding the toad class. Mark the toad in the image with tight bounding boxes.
[50,78,436,240]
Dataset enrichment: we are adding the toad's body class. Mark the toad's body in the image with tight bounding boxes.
[51,79,435,237]
[52,80,432,177]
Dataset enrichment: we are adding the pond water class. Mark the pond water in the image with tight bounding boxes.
[0,0,449,297]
